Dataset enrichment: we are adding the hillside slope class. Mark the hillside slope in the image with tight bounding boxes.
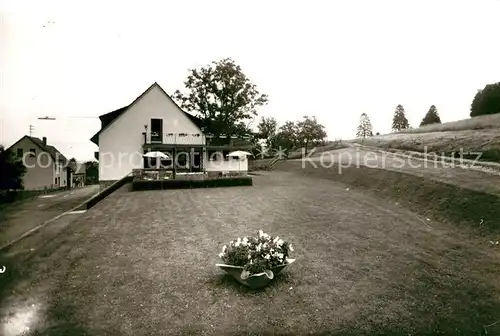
[352,129,500,163]
[396,113,500,134]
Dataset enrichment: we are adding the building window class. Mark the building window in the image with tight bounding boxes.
[150,118,163,142]
[55,178,57,184]
[30,148,36,155]
[17,148,23,157]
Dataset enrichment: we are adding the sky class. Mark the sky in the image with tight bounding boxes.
[1,0,500,161]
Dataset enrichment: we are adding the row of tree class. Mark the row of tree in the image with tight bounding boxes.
[256,116,327,155]
[356,104,443,138]
[356,80,500,139]
[392,104,442,131]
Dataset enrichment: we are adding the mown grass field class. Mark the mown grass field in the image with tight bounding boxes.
[2,172,500,335]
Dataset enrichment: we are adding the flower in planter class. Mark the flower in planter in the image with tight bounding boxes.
[218,230,294,276]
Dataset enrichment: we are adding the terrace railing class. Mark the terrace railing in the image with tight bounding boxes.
[132,168,246,181]
[143,132,252,148]
[143,132,205,145]
[132,168,173,180]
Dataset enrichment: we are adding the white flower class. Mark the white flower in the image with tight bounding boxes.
[218,252,224,258]
[273,236,280,244]
[256,243,262,252]
[264,254,270,260]
[259,230,270,240]
[289,244,294,252]
[235,241,241,247]
[276,252,284,260]
[248,254,252,259]
[276,239,284,247]
[222,245,227,253]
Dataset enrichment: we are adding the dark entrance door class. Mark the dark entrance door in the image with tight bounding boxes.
[150,118,163,143]
[66,167,71,190]
[192,152,201,172]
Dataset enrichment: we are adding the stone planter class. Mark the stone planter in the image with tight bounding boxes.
[216,259,295,289]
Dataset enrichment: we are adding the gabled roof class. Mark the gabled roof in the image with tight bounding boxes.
[7,135,71,168]
[90,82,202,146]
[68,161,85,174]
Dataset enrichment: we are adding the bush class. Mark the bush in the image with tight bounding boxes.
[132,177,253,191]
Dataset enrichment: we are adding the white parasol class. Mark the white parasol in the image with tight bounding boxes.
[143,151,170,169]
[227,150,252,157]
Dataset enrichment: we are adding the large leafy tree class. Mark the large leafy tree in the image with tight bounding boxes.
[392,104,410,131]
[356,113,373,139]
[0,145,26,190]
[173,58,269,137]
[257,116,278,148]
[470,82,500,117]
[420,105,442,126]
[296,116,327,154]
[274,121,298,153]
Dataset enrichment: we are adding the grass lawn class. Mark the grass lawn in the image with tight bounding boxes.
[1,172,500,335]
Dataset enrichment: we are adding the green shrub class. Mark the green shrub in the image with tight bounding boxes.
[131,177,253,191]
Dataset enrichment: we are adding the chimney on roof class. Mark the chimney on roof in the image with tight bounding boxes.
[42,137,47,146]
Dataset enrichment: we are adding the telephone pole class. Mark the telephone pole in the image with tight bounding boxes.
[29,125,35,136]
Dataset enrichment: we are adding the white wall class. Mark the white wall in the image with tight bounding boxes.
[99,84,203,181]
[53,161,69,187]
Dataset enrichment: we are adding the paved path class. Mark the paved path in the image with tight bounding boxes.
[0,186,99,248]
[297,147,500,196]
[1,174,499,334]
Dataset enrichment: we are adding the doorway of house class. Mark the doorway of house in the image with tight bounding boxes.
[191,151,202,172]
[66,168,72,189]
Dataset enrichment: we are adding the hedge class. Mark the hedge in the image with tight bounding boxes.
[132,177,253,191]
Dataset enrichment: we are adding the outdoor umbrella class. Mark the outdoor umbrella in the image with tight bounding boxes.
[227,150,252,157]
[227,151,252,172]
[143,151,170,169]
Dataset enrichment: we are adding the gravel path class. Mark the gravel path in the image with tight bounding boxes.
[0,186,99,247]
